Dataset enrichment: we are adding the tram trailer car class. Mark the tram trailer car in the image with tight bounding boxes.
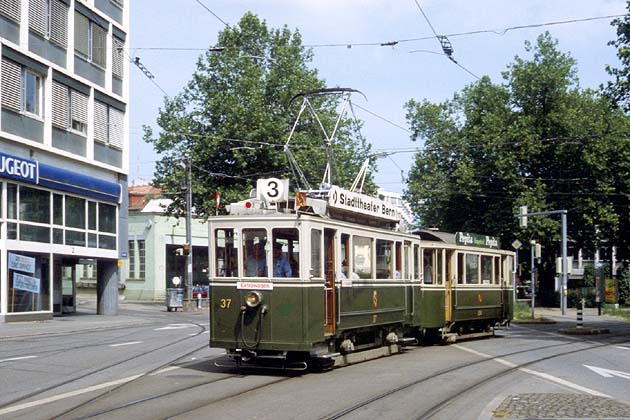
[208,185,514,370]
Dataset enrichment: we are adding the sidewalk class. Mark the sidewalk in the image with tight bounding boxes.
[0,299,172,340]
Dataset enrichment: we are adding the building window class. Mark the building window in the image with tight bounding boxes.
[29,0,69,48]
[128,239,135,277]
[94,101,124,149]
[51,81,88,135]
[138,240,145,279]
[110,0,123,9]
[1,0,21,23]
[74,10,107,68]
[112,37,124,78]
[1,58,43,117]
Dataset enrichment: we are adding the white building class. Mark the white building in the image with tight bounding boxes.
[0,0,129,321]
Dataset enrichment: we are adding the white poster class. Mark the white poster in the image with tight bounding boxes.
[8,253,36,274]
[13,273,40,294]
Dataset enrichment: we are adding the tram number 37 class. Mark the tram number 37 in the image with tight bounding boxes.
[220,299,232,309]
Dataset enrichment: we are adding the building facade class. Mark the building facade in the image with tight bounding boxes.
[0,0,129,321]
[126,184,209,301]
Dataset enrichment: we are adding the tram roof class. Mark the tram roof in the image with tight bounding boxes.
[412,229,457,244]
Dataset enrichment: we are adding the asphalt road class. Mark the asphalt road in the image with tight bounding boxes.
[1,302,629,420]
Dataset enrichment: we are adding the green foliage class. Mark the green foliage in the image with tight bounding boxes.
[404,32,630,262]
[619,263,630,305]
[513,301,533,320]
[144,13,372,218]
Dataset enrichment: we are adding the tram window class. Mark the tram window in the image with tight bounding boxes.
[466,254,479,284]
[214,229,238,277]
[413,245,420,280]
[494,256,501,285]
[341,233,350,279]
[376,239,393,279]
[436,249,444,285]
[457,253,464,284]
[481,255,493,284]
[310,229,322,278]
[272,228,299,278]
[243,229,268,277]
[395,242,402,279]
[353,236,372,279]
[423,249,434,284]
[403,242,411,280]
[504,256,513,285]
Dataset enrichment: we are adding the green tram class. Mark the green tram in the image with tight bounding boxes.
[209,179,514,370]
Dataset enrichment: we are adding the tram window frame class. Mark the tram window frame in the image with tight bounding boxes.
[413,244,420,281]
[353,235,372,279]
[465,254,480,284]
[422,248,435,285]
[494,256,501,285]
[214,228,238,277]
[310,229,322,278]
[436,249,444,285]
[403,242,411,280]
[272,228,299,278]
[457,253,464,284]
[243,228,268,278]
[340,233,350,279]
[481,255,493,284]
[375,239,393,279]
[394,241,402,279]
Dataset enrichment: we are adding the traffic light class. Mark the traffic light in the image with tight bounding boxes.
[519,205,528,228]
[183,243,190,255]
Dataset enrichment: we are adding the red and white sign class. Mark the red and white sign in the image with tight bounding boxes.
[237,281,274,290]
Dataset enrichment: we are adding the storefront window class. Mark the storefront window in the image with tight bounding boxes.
[99,203,116,233]
[8,252,50,313]
[7,183,17,219]
[19,186,50,223]
[65,196,86,229]
[53,194,63,225]
[88,201,97,230]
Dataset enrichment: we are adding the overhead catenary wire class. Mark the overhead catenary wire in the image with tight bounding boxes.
[129,13,628,53]
[193,0,230,28]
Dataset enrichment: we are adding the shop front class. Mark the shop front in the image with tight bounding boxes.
[1,151,123,322]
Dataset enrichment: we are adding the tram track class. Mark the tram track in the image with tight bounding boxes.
[319,330,630,420]
[0,320,208,416]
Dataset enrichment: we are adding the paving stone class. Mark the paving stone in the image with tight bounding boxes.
[492,393,630,419]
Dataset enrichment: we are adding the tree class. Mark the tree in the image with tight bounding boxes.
[405,33,630,262]
[144,13,372,218]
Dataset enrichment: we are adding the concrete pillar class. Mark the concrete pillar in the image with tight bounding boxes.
[97,259,119,315]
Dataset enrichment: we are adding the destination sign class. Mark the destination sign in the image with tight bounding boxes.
[328,186,400,222]
[455,232,500,249]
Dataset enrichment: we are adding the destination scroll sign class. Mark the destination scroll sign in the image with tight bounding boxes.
[328,186,400,222]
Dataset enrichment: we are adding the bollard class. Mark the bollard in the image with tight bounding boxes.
[197,292,202,309]
[576,298,584,329]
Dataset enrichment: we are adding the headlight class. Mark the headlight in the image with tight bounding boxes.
[245,291,263,308]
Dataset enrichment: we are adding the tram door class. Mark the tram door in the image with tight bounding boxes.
[324,229,337,335]
[444,250,455,322]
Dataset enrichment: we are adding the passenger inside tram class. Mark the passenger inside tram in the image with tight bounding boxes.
[245,241,267,277]
[272,242,292,277]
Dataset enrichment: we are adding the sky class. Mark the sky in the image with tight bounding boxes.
[129,0,627,194]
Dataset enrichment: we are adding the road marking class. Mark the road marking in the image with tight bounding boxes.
[0,355,38,363]
[0,374,143,416]
[109,341,143,347]
[454,345,611,398]
[154,324,196,331]
[150,366,180,375]
[584,364,630,380]
[614,345,630,350]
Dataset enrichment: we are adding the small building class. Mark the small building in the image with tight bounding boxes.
[126,183,209,301]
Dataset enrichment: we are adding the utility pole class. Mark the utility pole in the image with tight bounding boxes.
[184,157,193,302]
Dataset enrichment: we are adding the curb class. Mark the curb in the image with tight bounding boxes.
[558,327,610,335]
